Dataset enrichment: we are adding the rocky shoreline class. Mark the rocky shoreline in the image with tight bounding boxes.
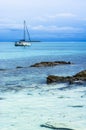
[47,70,86,84]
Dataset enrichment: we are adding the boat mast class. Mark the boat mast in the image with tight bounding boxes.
[24,20,26,41]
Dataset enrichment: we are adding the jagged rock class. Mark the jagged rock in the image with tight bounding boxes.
[47,70,86,84]
[30,61,72,67]
[74,70,86,79]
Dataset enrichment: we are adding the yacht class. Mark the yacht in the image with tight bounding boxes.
[15,21,31,46]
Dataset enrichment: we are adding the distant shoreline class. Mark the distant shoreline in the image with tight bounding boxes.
[30,41,41,42]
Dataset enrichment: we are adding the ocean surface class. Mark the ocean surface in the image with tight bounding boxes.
[0,42,86,130]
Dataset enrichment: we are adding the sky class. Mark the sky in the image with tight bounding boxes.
[0,0,86,41]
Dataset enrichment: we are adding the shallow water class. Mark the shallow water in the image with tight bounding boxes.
[0,42,86,130]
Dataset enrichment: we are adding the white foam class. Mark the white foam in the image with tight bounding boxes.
[0,84,86,130]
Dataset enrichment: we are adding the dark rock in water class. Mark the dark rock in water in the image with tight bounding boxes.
[74,70,86,80]
[47,75,71,84]
[0,97,4,100]
[30,61,72,67]
[16,66,24,69]
[0,69,6,71]
[69,105,83,108]
[40,124,74,130]
[47,70,86,84]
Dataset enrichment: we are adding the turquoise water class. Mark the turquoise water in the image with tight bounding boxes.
[0,42,86,90]
[0,42,86,60]
[0,42,86,130]
[0,42,86,68]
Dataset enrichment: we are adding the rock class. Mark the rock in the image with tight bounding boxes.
[16,66,24,69]
[69,105,83,108]
[74,70,86,80]
[40,124,74,130]
[30,61,72,67]
[0,97,4,100]
[0,69,6,71]
[47,70,86,84]
[47,75,71,84]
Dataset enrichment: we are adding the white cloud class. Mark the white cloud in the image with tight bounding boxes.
[31,25,84,33]
[0,17,84,35]
[32,17,47,22]
[0,23,21,30]
[31,13,77,25]
[0,19,28,30]
[47,13,77,19]
[57,13,76,17]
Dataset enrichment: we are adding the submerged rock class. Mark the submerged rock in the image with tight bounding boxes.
[0,97,4,100]
[16,66,24,69]
[69,105,83,108]
[40,124,74,130]
[47,70,86,84]
[30,61,72,67]
[0,69,6,71]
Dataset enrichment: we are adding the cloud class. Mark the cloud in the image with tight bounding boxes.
[0,20,23,30]
[31,25,84,33]
[32,17,47,22]
[30,13,77,24]
[47,13,77,19]
[0,15,85,36]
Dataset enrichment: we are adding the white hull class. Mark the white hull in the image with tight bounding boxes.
[15,41,31,46]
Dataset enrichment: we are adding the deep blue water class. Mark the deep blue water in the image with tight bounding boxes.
[0,42,86,92]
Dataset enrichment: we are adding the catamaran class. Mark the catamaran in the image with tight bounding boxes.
[15,21,31,46]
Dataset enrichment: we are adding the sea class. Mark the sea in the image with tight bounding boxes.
[0,42,86,130]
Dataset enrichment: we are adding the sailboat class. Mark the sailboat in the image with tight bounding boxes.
[15,21,31,46]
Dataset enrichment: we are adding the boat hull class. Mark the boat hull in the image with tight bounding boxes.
[15,41,31,46]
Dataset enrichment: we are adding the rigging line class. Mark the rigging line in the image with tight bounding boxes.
[25,24,31,42]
